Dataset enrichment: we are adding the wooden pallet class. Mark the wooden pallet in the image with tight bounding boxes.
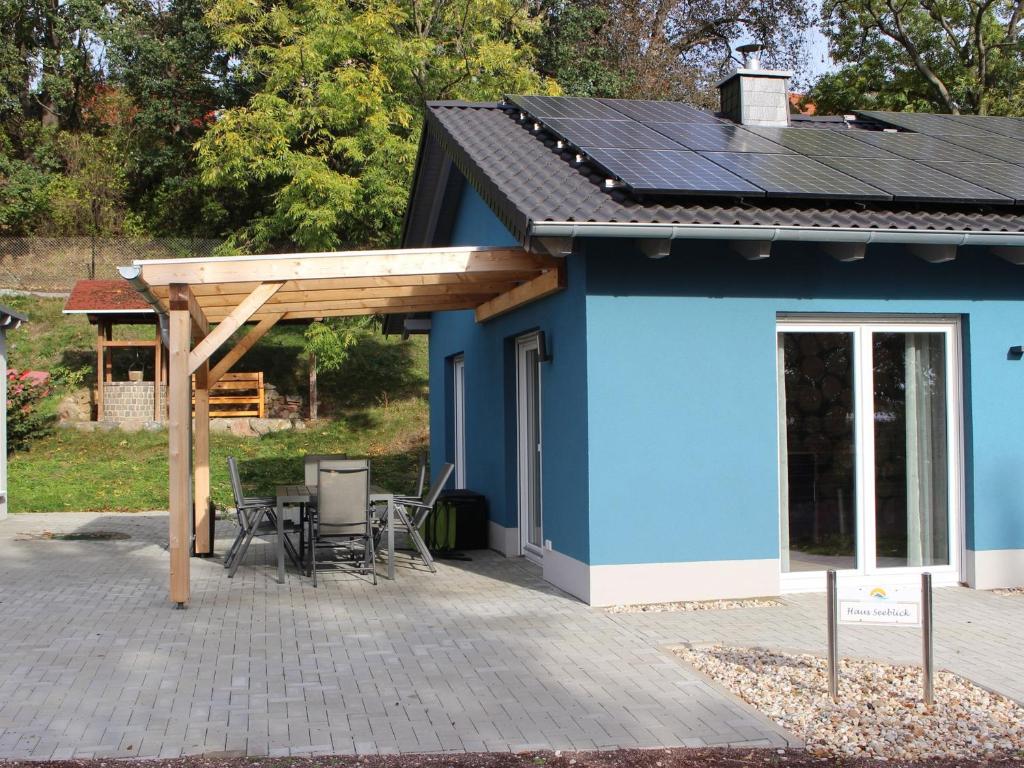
[192,371,265,418]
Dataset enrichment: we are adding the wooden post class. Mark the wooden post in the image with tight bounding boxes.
[103,321,113,382]
[308,350,318,421]
[95,321,105,420]
[168,285,193,606]
[154,322,163,422]
[193,360,211,556]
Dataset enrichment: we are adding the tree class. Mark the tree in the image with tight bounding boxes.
[196,0,556,253]
[537,0,813,105]
[814,0,1024,114]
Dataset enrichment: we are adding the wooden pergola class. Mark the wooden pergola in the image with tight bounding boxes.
[120,245,564,606]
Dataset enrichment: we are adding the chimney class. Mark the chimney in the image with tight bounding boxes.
[717,44,793,127]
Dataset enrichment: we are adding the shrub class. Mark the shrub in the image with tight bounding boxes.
[7,369,52,452]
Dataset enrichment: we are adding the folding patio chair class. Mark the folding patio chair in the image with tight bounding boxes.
[385,462,454,573]
[308,458,376,587]
[223,455,277,573]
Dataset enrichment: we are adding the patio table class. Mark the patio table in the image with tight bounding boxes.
[276,483,399,580]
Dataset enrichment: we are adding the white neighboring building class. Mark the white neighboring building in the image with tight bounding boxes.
[0,305,27,519]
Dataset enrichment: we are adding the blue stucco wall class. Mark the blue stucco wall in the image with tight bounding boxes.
[584,239,1024,566]
[428,185,591,562]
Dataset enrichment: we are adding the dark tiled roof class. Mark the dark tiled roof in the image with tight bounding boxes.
[424,103,1024,241]
[64,280,152,313]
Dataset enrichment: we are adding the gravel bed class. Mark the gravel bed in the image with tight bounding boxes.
[674,645,1024,760]
[606,598,782,613]
[992,587,1024,596]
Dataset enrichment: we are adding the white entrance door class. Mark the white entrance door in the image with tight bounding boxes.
[516,333,543,562]
[777,318,962,591]
[452,355,466,489]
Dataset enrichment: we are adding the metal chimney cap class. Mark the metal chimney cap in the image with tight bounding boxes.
[736,43,764,69]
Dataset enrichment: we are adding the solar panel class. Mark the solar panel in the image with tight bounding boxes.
[582,147,765,196]
[698,152,890,200]
[646,123,792,153]
[943,114,1024,140]
[814,157,1012,204]
[539,118,683,151]
[506,95,623,120]
[923,161,1024,202]
[598,98,722,124]
[745,126,901,158]
[840,131,998,162]
[857,110,994,136]
[932,133,1024,163]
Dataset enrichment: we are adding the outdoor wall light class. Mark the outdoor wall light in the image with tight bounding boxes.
[538,331,553,363]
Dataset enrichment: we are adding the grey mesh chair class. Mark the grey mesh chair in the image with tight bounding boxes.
[224,456,277,575]
[303,454,347,488]
[388,462,455,573]
[309,458,376,586]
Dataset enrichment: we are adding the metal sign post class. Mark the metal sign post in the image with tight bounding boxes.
[827,569,839,702]
[922,572,934,707]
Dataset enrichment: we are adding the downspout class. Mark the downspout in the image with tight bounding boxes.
[528,221,1024,247]
[118,265,169,347]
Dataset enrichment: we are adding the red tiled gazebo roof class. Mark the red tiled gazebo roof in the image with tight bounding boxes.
[64,280,152,315]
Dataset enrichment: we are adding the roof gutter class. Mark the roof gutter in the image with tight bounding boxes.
[529,221,1024,247]
[118,265,169,347]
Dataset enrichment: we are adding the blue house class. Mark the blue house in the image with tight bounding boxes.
[401,67,1024,605]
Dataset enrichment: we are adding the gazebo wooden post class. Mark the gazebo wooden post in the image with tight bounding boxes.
[167,284,194,606]
[154,321,163,422]
[193,359,211,556]
[95,320,105,420]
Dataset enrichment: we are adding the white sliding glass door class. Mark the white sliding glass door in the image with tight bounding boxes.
[777,318,962,590]
[516,333,543,562]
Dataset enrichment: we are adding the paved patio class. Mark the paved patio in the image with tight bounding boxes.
[0,512,1022,760]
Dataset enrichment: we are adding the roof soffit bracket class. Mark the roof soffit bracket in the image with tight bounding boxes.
[909,244,957,263]
[822,242,866,262]
[638,239,672,259]
[992,246,1024,265]
[533,236,574,257]
[730,240,772,261]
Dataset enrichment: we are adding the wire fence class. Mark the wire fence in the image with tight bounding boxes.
[0,237,222,293]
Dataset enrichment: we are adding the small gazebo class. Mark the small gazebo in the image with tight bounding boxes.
[63,280,165,423]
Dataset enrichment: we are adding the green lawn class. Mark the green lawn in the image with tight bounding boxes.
[8,397,428,512]
[4,295,433,512]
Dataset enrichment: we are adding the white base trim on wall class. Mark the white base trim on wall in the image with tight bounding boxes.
[488,521,519,557]
[964,548,1024,590]
[534,549,781,606]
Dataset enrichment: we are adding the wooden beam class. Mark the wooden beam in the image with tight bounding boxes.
[910,244,957,263]
[993,246,1024,265]
[167,305,192,606]
[140,247,552,286]
[730,240,772,261]
[188,282,284,374]
[474,267,566,323]
[193,361,211,556]
[823,242,866,262]
[95,322,104,420]
[169,284,209,339]
[103,322,113,382]
[100,339,161,348]
[279,299,482,322]
[207,313,283,387]
[149,270,541,298]
[188,281,521,309]
[201,291,503,321]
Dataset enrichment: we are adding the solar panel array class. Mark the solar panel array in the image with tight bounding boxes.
[505,95,1024,206]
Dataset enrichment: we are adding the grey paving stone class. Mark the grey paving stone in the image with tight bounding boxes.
[2,511,1019,758]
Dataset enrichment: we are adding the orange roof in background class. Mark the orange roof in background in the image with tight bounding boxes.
[64,280,152,313]
[790,93,816,115]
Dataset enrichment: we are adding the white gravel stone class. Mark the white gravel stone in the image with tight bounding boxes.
[606,598,782,614]
[673,645,1024,759]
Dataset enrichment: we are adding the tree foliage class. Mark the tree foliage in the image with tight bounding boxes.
[538,0,812,104]
[813,0,1024,114]
[196,0,556,253]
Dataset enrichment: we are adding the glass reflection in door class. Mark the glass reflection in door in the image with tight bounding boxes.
[779,331,858,572]
[872,332,950,567]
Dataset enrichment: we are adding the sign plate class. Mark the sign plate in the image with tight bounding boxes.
[838,585,921,626]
